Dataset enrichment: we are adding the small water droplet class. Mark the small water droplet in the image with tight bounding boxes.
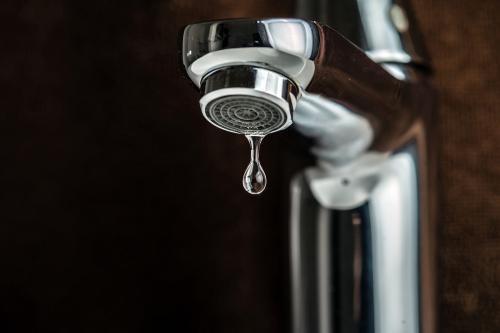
[242,135,267,195]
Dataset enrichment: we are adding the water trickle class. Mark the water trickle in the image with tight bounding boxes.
[242,135,267,195]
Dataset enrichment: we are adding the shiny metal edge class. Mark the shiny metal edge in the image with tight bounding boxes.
[182,18,320,68]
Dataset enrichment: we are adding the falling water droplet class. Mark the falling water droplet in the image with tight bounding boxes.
[242,135,267,195]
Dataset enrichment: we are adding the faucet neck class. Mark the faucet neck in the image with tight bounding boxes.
[296,0,430,67]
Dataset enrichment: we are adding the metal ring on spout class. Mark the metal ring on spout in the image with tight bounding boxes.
[199,66,299,136]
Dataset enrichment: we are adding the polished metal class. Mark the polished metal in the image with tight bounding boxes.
[200,66,298,135]
[182,6,436,333]
[295,0,429,65]
[183,19,319,88]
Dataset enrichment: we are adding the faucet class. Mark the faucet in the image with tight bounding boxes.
[181,0,437,332]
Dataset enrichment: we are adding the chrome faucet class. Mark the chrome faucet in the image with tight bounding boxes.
[181,0,437,332]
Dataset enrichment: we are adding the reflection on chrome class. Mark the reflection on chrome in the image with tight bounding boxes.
[291,139,431,333]
[181,0,437,331]
[288,0,436,331]
[370,149,419,333]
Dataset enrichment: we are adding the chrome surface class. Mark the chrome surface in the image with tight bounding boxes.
[200,66,298,135]
[181,7,436,333]
[295,0,429,65]
[183,19,318,87]
[291,140,430,333]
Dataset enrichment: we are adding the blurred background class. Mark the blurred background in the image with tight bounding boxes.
[0,0,498,332]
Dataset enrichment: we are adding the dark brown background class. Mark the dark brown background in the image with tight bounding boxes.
[0,0,498,332]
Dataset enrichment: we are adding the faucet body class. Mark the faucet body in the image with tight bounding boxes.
[182,1,437,331]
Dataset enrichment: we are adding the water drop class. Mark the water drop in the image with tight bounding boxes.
[242,135,267,195]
